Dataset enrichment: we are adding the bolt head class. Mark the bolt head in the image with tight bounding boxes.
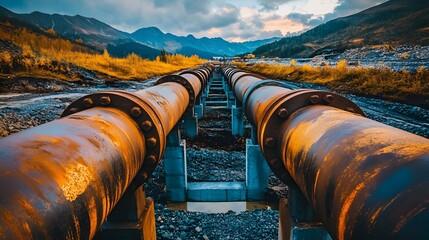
[69,107,78,114]
[277,108,289,119]
[146,155,157,164]
[147,137,157,147]
[310,95,320,104]
[141,121,153,131]
[324,94,333,103]
[130,107,142,117]
[140,172,149,181]
[264,137,276,148]
[99,96,111,106]
[83,98,93,108]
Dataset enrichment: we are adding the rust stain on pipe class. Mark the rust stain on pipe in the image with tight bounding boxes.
[0,108,145,239]
[279,106,429,240]
[61,162,94,202]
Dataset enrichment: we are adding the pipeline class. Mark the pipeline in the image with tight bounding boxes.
[222,65,429,240]
[0,65,212,239]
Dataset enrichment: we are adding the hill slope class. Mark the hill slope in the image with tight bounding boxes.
[254,0,429,58]
[0,6,161,59]
[0,6,128,49]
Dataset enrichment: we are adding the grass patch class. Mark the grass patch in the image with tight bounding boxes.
[0,26,205,81]
[235,61,429,108]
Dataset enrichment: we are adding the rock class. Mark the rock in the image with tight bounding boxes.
[195,226,202,232]
[203,235,209,240]
[161,232,171,239]
[179,232,187,239]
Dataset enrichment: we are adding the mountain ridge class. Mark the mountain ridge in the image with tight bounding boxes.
[0,6,278,58]
[131,27,279,56]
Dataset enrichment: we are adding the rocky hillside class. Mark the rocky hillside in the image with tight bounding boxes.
[0,6,161,60]
[254,0,429,58]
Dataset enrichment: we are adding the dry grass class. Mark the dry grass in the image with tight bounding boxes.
[235,61,429,107]
[0,26,205,81]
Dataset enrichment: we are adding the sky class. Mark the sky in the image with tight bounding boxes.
[2,0,385,42]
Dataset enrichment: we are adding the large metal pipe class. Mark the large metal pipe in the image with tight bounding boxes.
[0,107,146,239]
[278,105,429,240]
[0,67,212,239]
[224,66,429,240]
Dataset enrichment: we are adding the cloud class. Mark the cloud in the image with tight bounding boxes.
[0,0,384,41]
[325,0,386,21]
[257,0,295,12]
[88,0,241,34]
[287,13,324,27]
[283,0,385,31]
[1,0,239,34]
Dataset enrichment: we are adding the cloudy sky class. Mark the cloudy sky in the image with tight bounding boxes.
[2,0,385,42]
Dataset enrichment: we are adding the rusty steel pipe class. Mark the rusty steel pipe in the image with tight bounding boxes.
[225,66,429,239]
[244,86,292,126]
[232,75,263,104]
[0,108,146,239]
[0,67,211,239]
[278,105,429,240]
[156,67,212,114]
[181,70,206,87]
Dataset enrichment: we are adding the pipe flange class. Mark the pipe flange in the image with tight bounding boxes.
[225,69,243,86]
[196,68,210,82]
[231,73,267,91]
[180,70,207,90]
[221,67,237,79]
[258,90,365,184]
[156,75,196,114]
[61,90,165,186]
[241,80,288,116]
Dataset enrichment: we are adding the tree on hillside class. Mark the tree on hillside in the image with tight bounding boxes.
[159,49,167,63]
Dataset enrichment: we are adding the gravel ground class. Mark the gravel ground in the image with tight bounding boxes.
[186,148,246,182]
[154,204,278,240]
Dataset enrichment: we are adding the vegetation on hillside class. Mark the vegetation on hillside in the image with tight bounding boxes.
[0,23,205,81]
[253,0,429,58]
[235,61,429,108]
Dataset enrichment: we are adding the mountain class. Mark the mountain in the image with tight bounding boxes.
[254,0,429,58]
[0,6,128,49]
[240,37,281,50]
[0,6,279,59]
[175,46,217,59]
[0,6,160,59]
[131,27,279,56]
[106,40,160,59]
